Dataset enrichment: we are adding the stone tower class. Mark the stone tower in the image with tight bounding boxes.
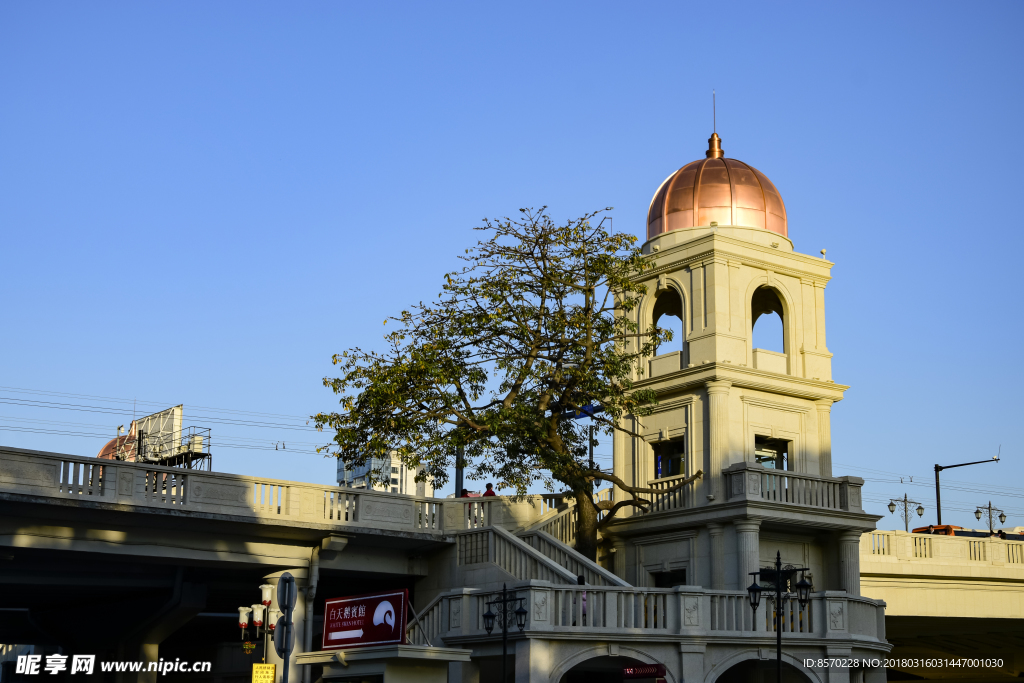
[607,133,874,596]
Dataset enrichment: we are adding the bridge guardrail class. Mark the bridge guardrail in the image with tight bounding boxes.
[863,529,1024,567]
[0,447,561,537]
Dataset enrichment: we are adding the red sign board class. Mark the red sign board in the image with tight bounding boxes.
[322,590,409,651]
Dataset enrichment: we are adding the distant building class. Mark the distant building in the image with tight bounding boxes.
[336,451,433,497]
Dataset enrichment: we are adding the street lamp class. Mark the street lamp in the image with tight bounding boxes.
[888,494,925,533]
[746,579,762,612]
[238,607,253,638]
[240,585,281,662]
[483,583,527,683]
[974,501,1007,534]
[748,551,812,683]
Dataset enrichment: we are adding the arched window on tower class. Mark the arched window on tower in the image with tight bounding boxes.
[652,289,685,357]
[751,286,786,373]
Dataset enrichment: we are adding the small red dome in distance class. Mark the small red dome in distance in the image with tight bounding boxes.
[647,134,787,241]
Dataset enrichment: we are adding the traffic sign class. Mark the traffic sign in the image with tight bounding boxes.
[277,573,297,611]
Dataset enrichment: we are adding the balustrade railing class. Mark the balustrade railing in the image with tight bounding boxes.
[457,527,579,584]
[544,587,670,630]
[253,482,285,515]
[434,586,882,643]
[709,592,753,631]
[143,470,188,506]
[869,532,891,555]
[0,448,460,536]
[407,594,444,647]
[58,459,105,497]
[862,530,1024,569]
[646,473,695,512]
[323,489,358,522]
[1009,543,1024,564]
[519,530,629,587]
[529,505,577,546]
[760,470,841,509]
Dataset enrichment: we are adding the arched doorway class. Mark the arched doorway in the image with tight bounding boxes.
[715,659,811,683]
[560,655,667,683]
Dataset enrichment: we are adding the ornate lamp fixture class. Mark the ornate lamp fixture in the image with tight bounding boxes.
[748,551,813,683]
[483,584,527,683]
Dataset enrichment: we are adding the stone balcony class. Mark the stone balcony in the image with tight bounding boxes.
[633,461,867,526]
[409,582,888,655]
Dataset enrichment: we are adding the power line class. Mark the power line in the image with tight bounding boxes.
[0,385,312,421]
[0,397,318,432]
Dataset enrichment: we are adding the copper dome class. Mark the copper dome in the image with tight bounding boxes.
[647,133,787,241]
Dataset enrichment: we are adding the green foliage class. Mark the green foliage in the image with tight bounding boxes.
[314,208,667,504]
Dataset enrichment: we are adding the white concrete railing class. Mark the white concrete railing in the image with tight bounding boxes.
[518,530,630,587]
[760,470,842,509]
[708,591,812,633]
[723,461,864,513]
[646,472,696,512]
[0,448,559,537]
[527,504,577,545]
[407,594,445,647]
[456,526,579,585]
[433,584,885,644]
[863,530,1024,566]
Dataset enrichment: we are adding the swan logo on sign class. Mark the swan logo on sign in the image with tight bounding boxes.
[373,601,395,630]
[322,589,408,651]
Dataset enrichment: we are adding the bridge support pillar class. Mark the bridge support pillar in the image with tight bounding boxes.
[264,568,309,683]
[135,579,207,683]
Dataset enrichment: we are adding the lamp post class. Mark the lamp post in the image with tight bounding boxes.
[888,494,925,532]
[974,501,1007,534]
[747,551,812,683]
[934,454,999,525]
[482,583,527,683]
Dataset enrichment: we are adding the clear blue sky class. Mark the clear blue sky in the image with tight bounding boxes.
[1,2,1021,530]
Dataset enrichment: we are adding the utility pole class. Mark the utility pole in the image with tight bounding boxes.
[588,425,595,471]
[934,453,999,525]
[454,444,464,497]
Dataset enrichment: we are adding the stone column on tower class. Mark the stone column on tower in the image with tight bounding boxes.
[734,519,761,590]
[707,523,726,590]
[838,530,861,596]
[815,399,833,478]
[705,380,732,502]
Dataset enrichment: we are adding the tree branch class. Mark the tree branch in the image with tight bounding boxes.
[590,469,703,496]
[596,498,651,529]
